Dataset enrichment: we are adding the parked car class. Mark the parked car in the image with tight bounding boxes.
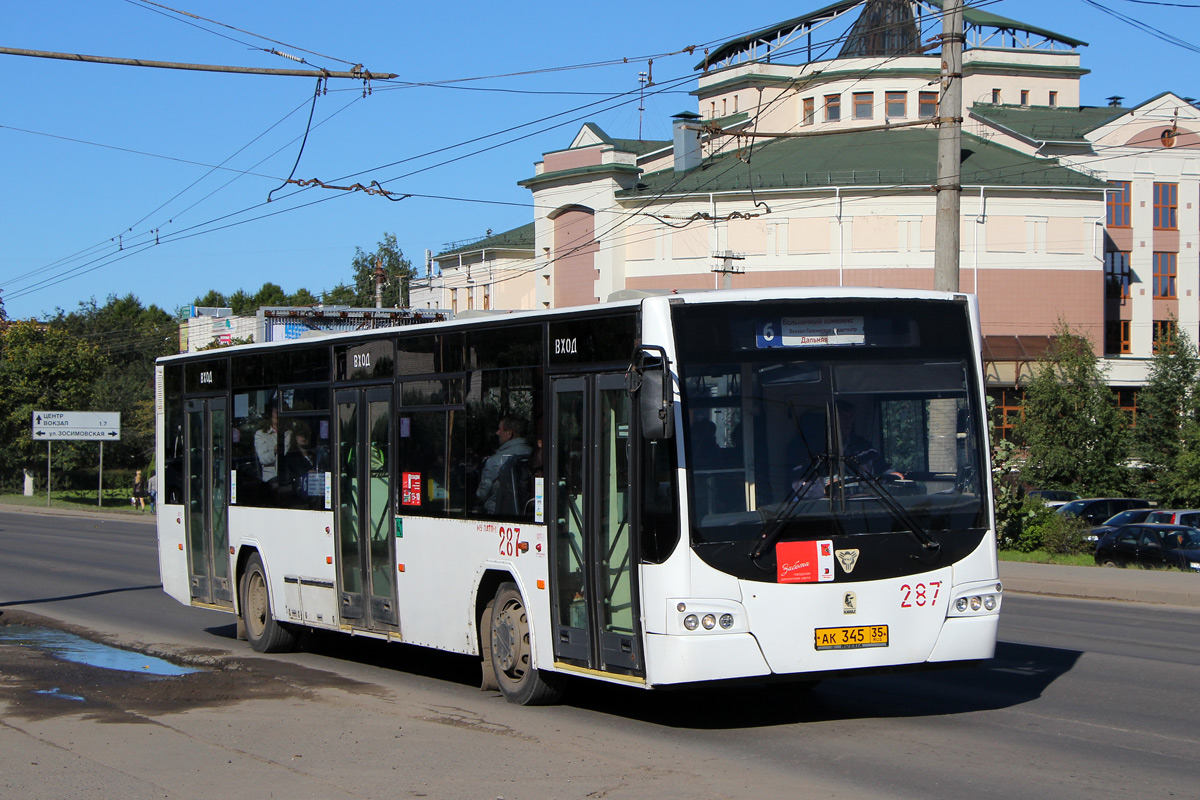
[1093,524,1200,572]
[1057,497,1152,526]
[1086,507,1157,547]
[1144,509,1200,527]
[1027,489,1081,508]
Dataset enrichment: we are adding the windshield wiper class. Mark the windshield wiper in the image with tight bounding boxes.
[839,455,941,564]
[749,454,830,563]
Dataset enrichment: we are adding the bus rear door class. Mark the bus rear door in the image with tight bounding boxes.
[334,387,399,632]
[550,374,643,677]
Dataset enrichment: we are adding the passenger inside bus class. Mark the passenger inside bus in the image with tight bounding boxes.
[282,421,329,504]
[476,414,533,516]
[254,401,291,485]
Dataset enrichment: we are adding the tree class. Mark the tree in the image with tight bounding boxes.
[54,294,176,370]
[49,295,176,471]
[193,290,229,309]
[0,320,106,485]
[1134,328,1200,500]
[288,287,318,306]
[1016,323,1131,496]
[346,232,414,307]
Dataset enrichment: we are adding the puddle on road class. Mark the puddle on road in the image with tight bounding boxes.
[34,687,86,702]
[0,624,201,676]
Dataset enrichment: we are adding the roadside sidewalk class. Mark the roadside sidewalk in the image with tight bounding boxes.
[0,503,156,525]
[999,561,1199,607]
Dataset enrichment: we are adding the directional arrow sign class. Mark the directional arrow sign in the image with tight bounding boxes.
[32,411,121,441]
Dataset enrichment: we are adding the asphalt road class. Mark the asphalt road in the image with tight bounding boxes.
[0,508,1197,800]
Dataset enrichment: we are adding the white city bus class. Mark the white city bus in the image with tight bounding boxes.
[156,288,1001,704]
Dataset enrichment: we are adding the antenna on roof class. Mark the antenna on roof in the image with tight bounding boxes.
[1107,96,1125,108]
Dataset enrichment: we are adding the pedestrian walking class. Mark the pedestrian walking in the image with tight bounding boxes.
[131,469,149,512]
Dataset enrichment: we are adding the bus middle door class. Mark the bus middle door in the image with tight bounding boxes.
[184,397,233,608]
[334,386,399,632]
[550,373,642,677]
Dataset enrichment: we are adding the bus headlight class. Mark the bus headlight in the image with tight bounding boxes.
[670,599,745,633]
[949,584,1002,617]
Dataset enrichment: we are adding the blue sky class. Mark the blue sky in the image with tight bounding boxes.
[3,0,1197,320]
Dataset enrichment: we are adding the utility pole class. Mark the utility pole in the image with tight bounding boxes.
[374,259,385,309]
[934,0,964,293]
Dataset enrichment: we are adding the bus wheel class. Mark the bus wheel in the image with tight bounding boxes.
[241,553,297,654]
[490,582,564,705]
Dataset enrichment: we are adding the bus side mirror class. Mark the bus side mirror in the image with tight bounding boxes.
[630,346,674,441]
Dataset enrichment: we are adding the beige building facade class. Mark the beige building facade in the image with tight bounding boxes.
[430,1,1199,425]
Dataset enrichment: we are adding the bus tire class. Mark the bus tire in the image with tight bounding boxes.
[489,582,565,705]
[240,552,297,654]
[479,597,499,692]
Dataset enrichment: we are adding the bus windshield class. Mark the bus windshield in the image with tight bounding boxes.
[672,299,987,547]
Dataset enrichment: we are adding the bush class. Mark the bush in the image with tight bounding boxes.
[1007,497,1056,552]
[1038,512,1091,556]
[1015,502,1091,555]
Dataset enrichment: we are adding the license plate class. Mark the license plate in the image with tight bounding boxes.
[814,625,889,651]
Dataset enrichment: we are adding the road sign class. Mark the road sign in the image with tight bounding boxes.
[32,411,121,441]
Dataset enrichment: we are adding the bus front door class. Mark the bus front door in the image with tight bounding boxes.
[334,387,398,631]
[551,374,642,676]
[185,397,233,608]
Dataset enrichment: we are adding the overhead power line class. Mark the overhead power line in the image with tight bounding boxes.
[0,47,397,79]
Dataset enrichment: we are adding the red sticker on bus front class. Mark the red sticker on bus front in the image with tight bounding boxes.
[777,539,836,583]
[401,472,422,506]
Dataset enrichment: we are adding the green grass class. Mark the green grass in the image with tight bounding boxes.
[0,490,152,515]
[998,549,1095,567]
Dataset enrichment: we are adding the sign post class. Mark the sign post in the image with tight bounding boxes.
[32,412,121,507]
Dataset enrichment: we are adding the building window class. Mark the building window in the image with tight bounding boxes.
[1153,252,1177,299]
[853,92,873,120]
[1153,320,1178,353]
[885,91,906,118]
[1020,90,1030,106]
[1105,320,1131,355]
[710,101,716,119]
[733,95,739,113]
[1107,181,1131,228]
[1105,251,1132,299]
[919,91,938,119]
[1049,90,1058,107]
[1153,182,1178,229]
[825,94,841,122]
[451,288,458,314]
[802,97,815,126]
[1113,387,1138,426]
[991,89,1001,104]
[989,388,1024,442]
[722,98,727,116]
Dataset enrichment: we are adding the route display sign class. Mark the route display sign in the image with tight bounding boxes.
[32,411,121,441]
